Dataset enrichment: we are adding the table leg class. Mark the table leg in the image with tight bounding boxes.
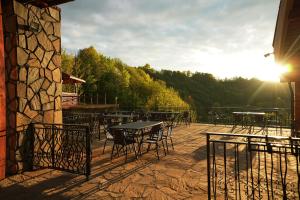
[138,129,144,157]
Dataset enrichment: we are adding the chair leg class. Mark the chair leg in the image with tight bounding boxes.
[161,140,167,156]
[165,137,169,153]
[124,145,128,162]
[132,143,137,158]
[170,137,174,150]
[117,145,120,157]
[147,143,151,152]
[165,140,169,153]
[111,144,115,160]
[103,139,107,154]
[156,143,160,160]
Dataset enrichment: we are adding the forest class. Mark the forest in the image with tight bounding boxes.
[62,46,291,121]
[142,66,291,120]
[62,46,188,110]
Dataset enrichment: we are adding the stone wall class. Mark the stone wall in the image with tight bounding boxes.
[3,0,62,173]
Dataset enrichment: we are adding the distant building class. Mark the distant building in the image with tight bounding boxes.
[62,72,85,108]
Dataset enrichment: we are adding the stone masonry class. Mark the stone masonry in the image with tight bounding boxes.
[3,0,62,173]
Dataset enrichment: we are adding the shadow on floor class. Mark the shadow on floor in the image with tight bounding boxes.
[0,150,161,200]
[71,156,160,200]
[0,171,85,200]
[191,137,259,172]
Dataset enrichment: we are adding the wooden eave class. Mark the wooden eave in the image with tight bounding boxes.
[16,0,74,8]
[281,71,300,82]
[62,72,86,84]
[273,0,300,82]
[273,0,294,62]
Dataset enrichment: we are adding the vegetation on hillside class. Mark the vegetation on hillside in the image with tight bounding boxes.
[141,66,290,120]
[62,46,291,121]
[61,47,189,110]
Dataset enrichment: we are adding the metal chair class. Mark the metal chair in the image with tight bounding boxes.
[183,111,191,126]
[145,125,166,159]
[102,120,115,154]
[163,124,174,152]
[110,128,137,161]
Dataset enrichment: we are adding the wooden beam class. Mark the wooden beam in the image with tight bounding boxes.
[0,1,6,181]
[281,72,300,82]
[16,0,74,8]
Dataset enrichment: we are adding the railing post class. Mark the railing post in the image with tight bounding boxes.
[207,133,211,200]
[51,124,55,168]
[27,123,35,171]
[85,126,91,180]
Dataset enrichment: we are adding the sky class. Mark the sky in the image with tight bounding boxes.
[60,0,283,81]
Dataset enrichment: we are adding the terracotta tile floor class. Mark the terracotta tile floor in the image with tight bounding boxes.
[0,124,290,199]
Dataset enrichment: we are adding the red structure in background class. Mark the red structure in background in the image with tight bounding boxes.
[0,2,6,180]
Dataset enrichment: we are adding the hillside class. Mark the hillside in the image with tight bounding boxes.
[62,46,291,121]
[141,65,291,121]
[62,47,188,110]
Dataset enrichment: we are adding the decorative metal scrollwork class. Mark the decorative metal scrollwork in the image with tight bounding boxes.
[10,123,91,179]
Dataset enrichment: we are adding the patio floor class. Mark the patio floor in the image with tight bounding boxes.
[0,124,290,199]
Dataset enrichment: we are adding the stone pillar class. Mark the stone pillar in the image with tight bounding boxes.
[0,1,6,180]
[3,0,62,173]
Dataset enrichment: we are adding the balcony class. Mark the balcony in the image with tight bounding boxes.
[0,121,294,199]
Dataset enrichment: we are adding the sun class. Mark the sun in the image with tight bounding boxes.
[190,51,289,81]
[256,58,289,82]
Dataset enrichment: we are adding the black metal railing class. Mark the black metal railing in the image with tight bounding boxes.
[62,93,79,107]
[63,113,102,140]
[7,123,91,179]
[207,107,291,128]
[206,132,300,199]
[78,94,105,105]
[63,108,193,129]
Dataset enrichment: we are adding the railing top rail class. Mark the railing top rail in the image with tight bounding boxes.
[210,106,290,109]
[207,140,298,149]
[208,107,291,113]
[205,131,292,139]
[16,122,90,130]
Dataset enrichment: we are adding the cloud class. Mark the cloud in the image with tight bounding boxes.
[60,0,281,79]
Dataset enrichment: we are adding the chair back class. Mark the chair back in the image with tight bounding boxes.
[166,125,173,137]
[111,129,126,145]
[104,127,113,138]
[150,124,163,141]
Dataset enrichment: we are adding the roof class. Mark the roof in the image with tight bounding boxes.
[16,0,74,8]
[273,0,300,82]
[62,72,86,84]
[273,0,300,63]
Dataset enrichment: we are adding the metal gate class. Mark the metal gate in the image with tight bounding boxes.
[206,132,300,199]
[11,123,91,179]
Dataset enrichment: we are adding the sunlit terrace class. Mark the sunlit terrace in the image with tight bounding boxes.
[1,0,300,199]
[0,109,294,199]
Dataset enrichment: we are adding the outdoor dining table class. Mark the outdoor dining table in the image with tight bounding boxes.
[110,121,163,157]
[148,111,179,121]
[148,111,180,116]
[232,111,266,133]
[103,114,136,123]
[148,111,180,114]
[103,114,134,118]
